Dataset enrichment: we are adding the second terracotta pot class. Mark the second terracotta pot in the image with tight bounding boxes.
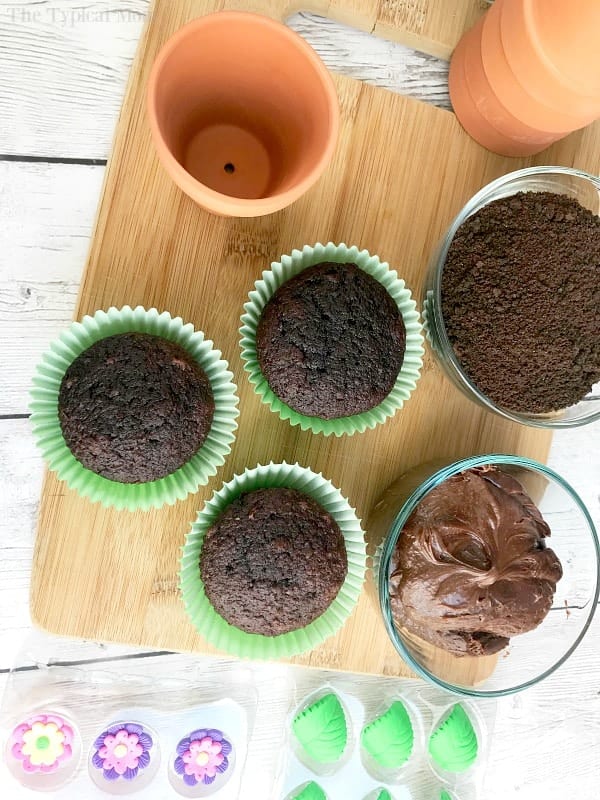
[449,24,557,157]
[500,0,600,113]
[461,16,564,147]
[481,0,591,133]
[449,0,600,157]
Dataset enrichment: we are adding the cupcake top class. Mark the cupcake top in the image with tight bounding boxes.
[256,262,406,419]
[58,332,215,483]
[389,466,563,656]
[200,487,348,636]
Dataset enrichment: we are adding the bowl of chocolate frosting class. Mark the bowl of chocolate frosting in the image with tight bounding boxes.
[369,454,599,696]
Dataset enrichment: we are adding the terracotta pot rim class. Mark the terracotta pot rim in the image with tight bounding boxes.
[478,5,581,134]
[463,19,571,138]
[449,34,557,157]
[147,11,340,216]
[507,0,600,102]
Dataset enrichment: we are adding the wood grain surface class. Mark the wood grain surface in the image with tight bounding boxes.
[28,0,600,677]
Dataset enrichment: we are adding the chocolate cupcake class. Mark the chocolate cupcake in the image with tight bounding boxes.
[201,487,347,636]
[180,462,366,658]
[240,243,424,436]
[256,262,405,419]
[59,332,215,484]
[30,306,239,510]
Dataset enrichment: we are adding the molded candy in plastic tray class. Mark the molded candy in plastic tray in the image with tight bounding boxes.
[0,646,256,798]
[279,671,495,800]
[1,636,497,798]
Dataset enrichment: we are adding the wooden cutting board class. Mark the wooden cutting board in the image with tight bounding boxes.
[30,0,600,679]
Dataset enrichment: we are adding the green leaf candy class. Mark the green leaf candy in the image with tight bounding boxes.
[361,700,414,768]
[428,704,478,773]
[292,693,348,764]
[291,781,327,800]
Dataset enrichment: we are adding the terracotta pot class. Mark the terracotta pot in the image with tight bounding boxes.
[481,0,592,133]
[147,11,340,217]
[501,0,600,112]
[449,25,558,157]
[461,16,566,144]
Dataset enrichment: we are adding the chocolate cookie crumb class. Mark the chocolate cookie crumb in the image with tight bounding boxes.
[441,191,600,413]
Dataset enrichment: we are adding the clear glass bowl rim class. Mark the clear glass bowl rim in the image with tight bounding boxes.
[428,165,600,429]
[377,452,600,698]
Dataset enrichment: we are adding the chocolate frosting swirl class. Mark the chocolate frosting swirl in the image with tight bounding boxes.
[389,466,563,656]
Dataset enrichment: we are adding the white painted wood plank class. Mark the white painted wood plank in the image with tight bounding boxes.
[487,619,600,800]
[0,160,103,284]
[0,4,449,158]
[0,418,41,661]
[0,0,147,159]
[0,160,102,414]
[290,13,450,107]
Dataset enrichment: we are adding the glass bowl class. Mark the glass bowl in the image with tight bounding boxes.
[423,166,600,428]
[371,454,600,697]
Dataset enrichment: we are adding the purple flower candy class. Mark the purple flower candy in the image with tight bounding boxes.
[91,722,153,782]
[173,729,232,787]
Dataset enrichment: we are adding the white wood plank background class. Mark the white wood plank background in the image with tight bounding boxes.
[0,2,450,159]
[1,3,599,798]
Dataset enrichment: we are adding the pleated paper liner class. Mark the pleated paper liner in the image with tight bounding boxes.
[180,462,366,659]
[239,242,424,436]
[30,306,239,511]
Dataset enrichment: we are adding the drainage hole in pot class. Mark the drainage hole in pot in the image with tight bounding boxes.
[224,162,235,174]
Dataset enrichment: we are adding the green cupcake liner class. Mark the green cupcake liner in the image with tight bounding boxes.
[180,461,366,659]
[30,306,239,511]
[239,242,424,436]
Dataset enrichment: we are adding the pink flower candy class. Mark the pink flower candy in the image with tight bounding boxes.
[99,729,143,775]
[9,714,74,775]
